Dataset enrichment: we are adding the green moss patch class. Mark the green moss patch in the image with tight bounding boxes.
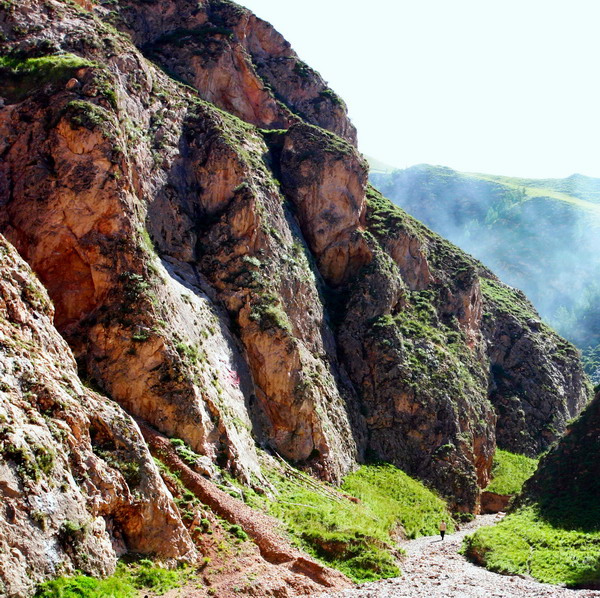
[484,449,539,495]
[0,54,93,103]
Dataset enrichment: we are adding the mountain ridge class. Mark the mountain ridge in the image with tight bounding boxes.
[371,163,600,382]
[0,0,593,594]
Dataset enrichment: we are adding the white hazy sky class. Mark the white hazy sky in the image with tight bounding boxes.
[239,0,600,178]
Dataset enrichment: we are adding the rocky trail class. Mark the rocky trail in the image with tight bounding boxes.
[319,515,600,598]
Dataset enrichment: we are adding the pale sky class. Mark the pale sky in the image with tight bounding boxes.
[239,0,600,178]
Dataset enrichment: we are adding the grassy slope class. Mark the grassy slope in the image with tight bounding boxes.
[466,172,600,215]
[366,155,398,174]
[469,172,600,204]
[463,506,600,586]
[243,462,454,582]
[484,449,539,495]
[465,399,600,587]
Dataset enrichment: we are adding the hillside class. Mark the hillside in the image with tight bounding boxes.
[464,391,600,587]
[371,164,600,381]
[0,0,593,595]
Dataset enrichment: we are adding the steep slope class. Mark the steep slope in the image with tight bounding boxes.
[0,235,195,598]
[464,392,600,587]
[523,389,600,527]
[0,0,593,592]
[370,164,600,382]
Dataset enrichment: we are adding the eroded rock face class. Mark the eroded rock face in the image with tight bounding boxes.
[0,0,592,570]
[279,123,372,286]
[481,282,591,457]
[0,236,195,597]
[333,192,497,511]
[109,0,357,144]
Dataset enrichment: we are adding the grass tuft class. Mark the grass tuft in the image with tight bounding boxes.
[0,54,93,102]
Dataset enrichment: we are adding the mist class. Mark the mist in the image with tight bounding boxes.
[371,165,600,383]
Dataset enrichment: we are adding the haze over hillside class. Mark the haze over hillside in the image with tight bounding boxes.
[371,164,600,382]
[1,0,598,594]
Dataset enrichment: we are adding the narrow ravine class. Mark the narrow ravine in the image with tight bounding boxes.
[319,515,600,598]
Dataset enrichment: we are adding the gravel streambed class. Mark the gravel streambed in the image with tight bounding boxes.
[318,514,600,598]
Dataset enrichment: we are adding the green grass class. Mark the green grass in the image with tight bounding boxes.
[35,560,184,597]
[468,172,600,215]
[35,574,136,598]
[0,54,94,102]
[342,464,455,539]
[463,505,600,587]
[484,449,539,495]
[244,463,454,583]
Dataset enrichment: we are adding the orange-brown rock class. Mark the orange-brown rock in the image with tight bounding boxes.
[115,0,357,143]
[140,421,352,592]
[0,0,592,590]
[480,491,511,514]
[278,123,372,285]
[0,236,195,597]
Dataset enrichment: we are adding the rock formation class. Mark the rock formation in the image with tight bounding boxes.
[0,235,195,598]
[0,0,593,593]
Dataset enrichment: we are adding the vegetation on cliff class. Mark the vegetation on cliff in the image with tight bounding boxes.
[371,164,600,383]
[0,0,594,594]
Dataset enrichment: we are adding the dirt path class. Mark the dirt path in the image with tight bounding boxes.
[318,514,600,598]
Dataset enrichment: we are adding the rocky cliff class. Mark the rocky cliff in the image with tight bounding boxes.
[0,235,195,598]
[370,164,600,385]
[0,0,592,594]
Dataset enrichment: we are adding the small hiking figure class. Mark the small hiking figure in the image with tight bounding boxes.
[439,520,447,540]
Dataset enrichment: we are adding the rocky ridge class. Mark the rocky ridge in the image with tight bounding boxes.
[0,0,593,594]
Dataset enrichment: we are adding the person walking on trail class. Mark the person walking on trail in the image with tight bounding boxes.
[439,520,447,541]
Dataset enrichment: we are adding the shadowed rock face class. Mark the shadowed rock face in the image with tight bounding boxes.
[0,0,593,590]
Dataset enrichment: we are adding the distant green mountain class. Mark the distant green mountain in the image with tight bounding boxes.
[365,155,398,174]
[370,165,600,382]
